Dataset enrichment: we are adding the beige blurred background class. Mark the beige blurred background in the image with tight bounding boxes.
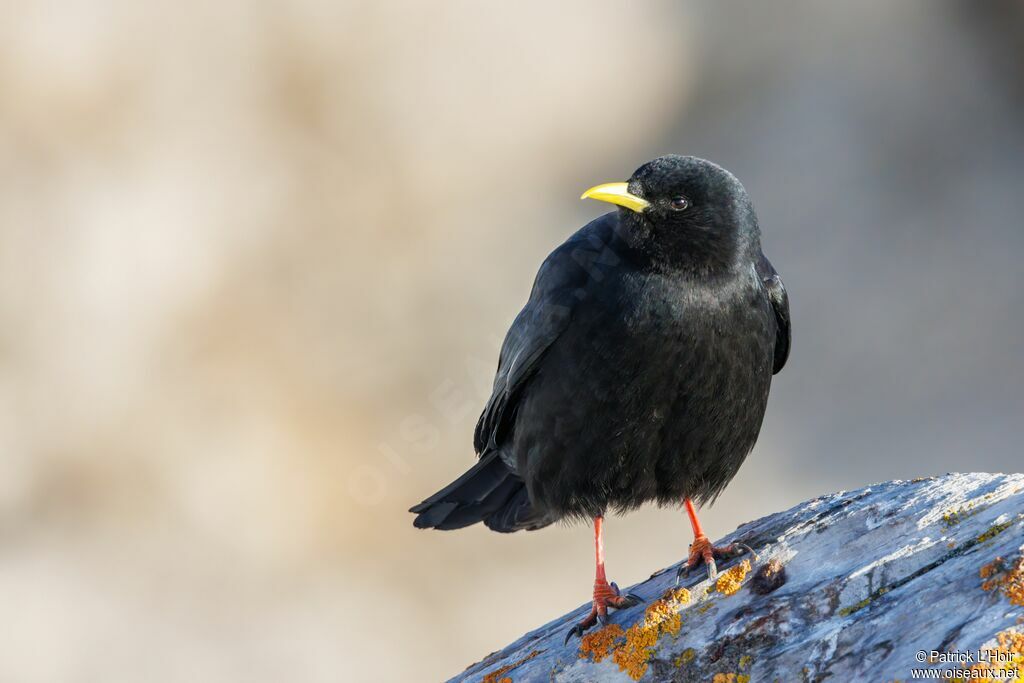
[2,2,1023,681]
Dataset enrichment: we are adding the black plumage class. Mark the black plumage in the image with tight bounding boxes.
[411,155,790,534]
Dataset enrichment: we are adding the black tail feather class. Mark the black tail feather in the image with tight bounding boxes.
[410,451,548,532]
[431,475,520,530]
[483,486,551,533]
[409,450,508,514]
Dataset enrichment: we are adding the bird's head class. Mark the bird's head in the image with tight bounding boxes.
[582,155,759,273]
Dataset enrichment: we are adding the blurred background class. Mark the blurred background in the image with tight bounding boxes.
[1,1,1023,681]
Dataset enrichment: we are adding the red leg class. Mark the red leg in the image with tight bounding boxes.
[565,516,644,643]
[677,497,756,583]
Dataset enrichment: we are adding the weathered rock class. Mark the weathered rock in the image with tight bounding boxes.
[452,473,1024,682]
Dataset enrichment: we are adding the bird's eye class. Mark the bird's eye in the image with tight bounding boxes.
[670,196,689,211]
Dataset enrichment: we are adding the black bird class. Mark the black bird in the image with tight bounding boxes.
[410,155,790,639]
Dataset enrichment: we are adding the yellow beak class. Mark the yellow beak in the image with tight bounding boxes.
[580,182,649,213]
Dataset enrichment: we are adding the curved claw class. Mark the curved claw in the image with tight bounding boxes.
[679,537,760,584]
[622,592,645,606]
[728,543,758,562]
[565,576,643,645]
[676,559,715,583]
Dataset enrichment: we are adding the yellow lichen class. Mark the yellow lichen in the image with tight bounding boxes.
[980,555,1024,607]
[715,560,752,596]
[838,596,872,617]
[977,519,1013,543]
[481,650,541,683]
[673,648,696,667]
[738,654,753,670]
[578,586,692,681]
[942,501,981,528]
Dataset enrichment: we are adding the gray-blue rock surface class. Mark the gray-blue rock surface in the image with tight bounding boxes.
[451,473,1024,682]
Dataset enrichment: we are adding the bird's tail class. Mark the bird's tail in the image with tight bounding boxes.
[409,451,550,532]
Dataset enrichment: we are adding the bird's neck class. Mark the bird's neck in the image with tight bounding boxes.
[614,216,750,278]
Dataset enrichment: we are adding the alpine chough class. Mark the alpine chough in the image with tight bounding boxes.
[410,155,791,639]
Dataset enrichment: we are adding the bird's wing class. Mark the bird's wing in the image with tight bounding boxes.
[473,214,621,456]
[756,252,791,374]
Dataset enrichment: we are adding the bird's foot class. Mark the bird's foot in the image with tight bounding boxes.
[564,579,644,644]
[676,535,756,583]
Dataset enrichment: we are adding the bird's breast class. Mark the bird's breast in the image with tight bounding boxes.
[515,268,776,514]
[599,271,774,424]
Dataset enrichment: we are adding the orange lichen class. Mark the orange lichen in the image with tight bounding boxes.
[980,555,1024,607]
[712,674,750,683]
[950,553,1024,683]
[578,586,692,681]
[980,560,1001,580]
[715,560,752,596]
[613,587,692,680]
[481,649,541,683]
[954,630,1024,682]
[578,624,625,663]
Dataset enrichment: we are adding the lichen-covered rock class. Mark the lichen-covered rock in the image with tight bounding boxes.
[451,473,1024,682]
